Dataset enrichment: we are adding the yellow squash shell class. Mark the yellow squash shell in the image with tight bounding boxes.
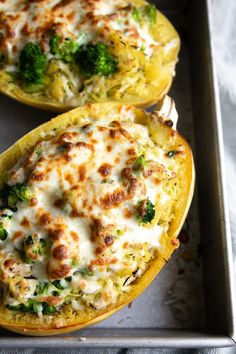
[0,0,180,111]
[0,101,194,335]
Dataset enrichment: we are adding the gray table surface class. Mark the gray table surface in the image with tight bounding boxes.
[1,0,236,353]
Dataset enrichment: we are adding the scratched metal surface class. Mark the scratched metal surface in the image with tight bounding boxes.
[0,0,234,348]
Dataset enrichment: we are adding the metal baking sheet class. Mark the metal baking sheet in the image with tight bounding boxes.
[0,0,235,348]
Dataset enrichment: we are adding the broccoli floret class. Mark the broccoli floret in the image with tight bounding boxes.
[50,35,80,62]
[76,42,118,77]
[35,282,50,296]
[7,183,32,209]
[143,4,157,23]
[19,42,46,84]
[52,280,65,289]
[23,235,46,263]
[0,225,7,241]
[50,35,61,55]
[137,198,155,224]
[133,155,147,171]
[75,268,94,277]
[131,5,157,24]
[7,301,56,314]
[0,209,13,241]
[131,8,140,22]
[0,183,31,210]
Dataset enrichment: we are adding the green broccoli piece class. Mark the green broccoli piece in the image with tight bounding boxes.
[50,35,80,62]
[131,5,157,24]
[23,235,46,263]
[143,4,157,23]
[137,198,155,224]
[35,282,50,295]
[0,225,7,241]
[19,42,46,84]
[76,42,118,77]
[7,301,56,314]
[0,208,13,241]
[7,183,32,209]
[52,280,65,289]
[131,8,140,22]
[133,155,147,171]
[50,35,61,55]
[76,268,94,276]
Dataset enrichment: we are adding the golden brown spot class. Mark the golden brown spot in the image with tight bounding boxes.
[123,208,133,218]
[57,132,73,143]
[52,245,68,261]
[65,173,75,184]
[12,231,24,241]
[95,246,104,255]
[22,23,30,35]
[153,177,161,184]
[113,157,119,164]
[100,188,126,209]
[38,157,46,163]
[70,207,85,218]
[127,148,136,156]
[70,231,79,241]
[121,167,133,179]
[119,127,133,142]
[64,153,72,162]
[98,163,112,177]
[137,200,148,217]
[91,139,98,144]
[39,212,52,225]
[31,172,45,181]
[78,164,86,182]
[127,178,138,196]
[90,257,117,267]
[109,129,119,139]
[67,10,75,21]
[110,120,121,127]
[126,157,136,165]
[53,0,75,9]
[48,228,64,241]
[106,145,112,152]
[42,296,62,306]
[29,197,38,207]
[123,242,129,249]
[3,259,15,268]
[76,141,94,152]
[49,264,71,279]
[21,217,30,228]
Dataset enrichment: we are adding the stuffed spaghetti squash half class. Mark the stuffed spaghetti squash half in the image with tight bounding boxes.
[0,99,194,335]
[0,0,179,111]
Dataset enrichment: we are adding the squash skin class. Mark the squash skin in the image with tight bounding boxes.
[0,4,180,112]
[0,102,194,335]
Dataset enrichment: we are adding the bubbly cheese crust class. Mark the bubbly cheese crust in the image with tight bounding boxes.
[0,0,180,109]
[0,112,185,316]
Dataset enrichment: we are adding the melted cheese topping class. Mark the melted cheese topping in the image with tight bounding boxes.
[0,0,172,106]
[0,0,158,60]
[0,117,182,312]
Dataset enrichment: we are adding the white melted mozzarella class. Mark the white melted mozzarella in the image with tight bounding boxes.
[0,117,179,310]
[0,0,159,63]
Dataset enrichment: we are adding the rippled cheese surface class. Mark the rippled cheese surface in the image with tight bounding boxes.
[0,117,180,312]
